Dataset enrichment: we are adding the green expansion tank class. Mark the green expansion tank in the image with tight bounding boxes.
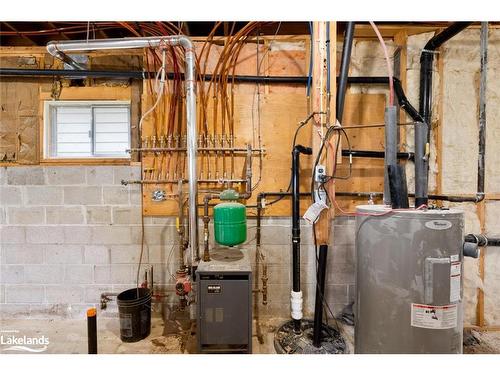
[213,202,247,246]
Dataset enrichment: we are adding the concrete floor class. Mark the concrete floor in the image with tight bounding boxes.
[3,314,498,354]
[463,329,500,354]
[0,313,354,354]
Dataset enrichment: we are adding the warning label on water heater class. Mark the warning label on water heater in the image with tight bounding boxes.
[411,303,458,329]
[450,261,462,303]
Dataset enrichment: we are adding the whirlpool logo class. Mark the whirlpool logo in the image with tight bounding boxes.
[424,220,453,230]
[0,330,49,353]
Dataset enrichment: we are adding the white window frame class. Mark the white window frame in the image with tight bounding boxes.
[43,100,131,159]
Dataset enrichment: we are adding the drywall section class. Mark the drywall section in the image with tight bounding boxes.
[0,165,353,319]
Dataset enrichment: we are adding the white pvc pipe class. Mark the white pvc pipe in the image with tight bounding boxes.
[47,36,199,264]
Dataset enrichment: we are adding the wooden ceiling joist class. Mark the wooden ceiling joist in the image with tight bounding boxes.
[2,22,37,45]
[46,22,70,40]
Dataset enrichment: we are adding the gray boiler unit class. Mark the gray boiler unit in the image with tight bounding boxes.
[355,205,464,354]
[196,249,252,353]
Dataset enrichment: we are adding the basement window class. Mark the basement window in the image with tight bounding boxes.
[44,101,131,159]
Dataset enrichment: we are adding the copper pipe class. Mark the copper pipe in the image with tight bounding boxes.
[121,178,247,185]
[127,147,265,153]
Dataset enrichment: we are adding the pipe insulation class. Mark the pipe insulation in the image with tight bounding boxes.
[414,120,428,207]
[1,68,425,126]
[383,106,398,205]
[47,36,200,264]
[290,291,303,320]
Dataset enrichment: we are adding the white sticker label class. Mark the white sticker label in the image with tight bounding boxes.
[450,261,461,303]
[450,254,459,262]
[411,303,458,329]
[303,201,328,224]
[450,262,461,276]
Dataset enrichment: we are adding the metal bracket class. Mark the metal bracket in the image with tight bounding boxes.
[152,189,167,201]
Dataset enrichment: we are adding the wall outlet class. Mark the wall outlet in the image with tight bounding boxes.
[315,164,327,183]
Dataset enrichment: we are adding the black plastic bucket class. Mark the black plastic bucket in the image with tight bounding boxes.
[117,288,152,343]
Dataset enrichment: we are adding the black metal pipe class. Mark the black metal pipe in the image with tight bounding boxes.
[0,67,417,105]
[425,193,482,203]
[416,22,473,207]
[393,77,424,123]
[419,22,474,126]
[87,308,97,354]
[0,67,387,84]
[465,234,500,247]
[0,67,424,135]
[344,76,423,123]
[1,67,390,84]
[0,68,147,79]
[1,67,424,130]
[347,76,387,84]
[255,190,479,203]
[0,67,412,90]
[291,145,312,333]
[342,149,414,160]
[0,68,310,83]
[313,244,328,347]
[337,22,355,123]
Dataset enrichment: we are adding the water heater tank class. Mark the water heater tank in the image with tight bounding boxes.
[355,205,464,354]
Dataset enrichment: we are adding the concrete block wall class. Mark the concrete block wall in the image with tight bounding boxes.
[0,165,355,320]
[0,166,179,319]
[247,216,355,319]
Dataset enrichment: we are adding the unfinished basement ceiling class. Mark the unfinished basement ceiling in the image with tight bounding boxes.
[0,21,476,46]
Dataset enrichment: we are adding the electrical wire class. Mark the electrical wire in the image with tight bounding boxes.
[307,124,353,334]
[342,122,415,130]
[369,21,394,106]
[325,127,352,182]
[139,49,167,132]
[310,125,338,203]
